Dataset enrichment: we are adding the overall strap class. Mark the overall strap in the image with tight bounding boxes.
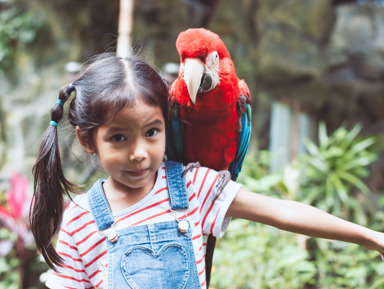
[165,161,189,210]
[87,179,115,231]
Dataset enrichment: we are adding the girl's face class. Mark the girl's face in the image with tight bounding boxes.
[87,100,166,197]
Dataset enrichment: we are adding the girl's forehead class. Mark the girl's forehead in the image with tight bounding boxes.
[105,101,165,126]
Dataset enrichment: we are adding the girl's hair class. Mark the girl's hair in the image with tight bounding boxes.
[30,53,169,270]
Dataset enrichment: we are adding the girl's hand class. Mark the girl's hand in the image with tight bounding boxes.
[361,230,384,260]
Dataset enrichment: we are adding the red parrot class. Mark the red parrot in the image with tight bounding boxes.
[166,28,252,286]
[167,28,252,181]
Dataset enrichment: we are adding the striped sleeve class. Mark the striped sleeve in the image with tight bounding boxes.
[45,228,94,289]
[46,220,97,289]
[187,167,242,238]
[45,202,97,289]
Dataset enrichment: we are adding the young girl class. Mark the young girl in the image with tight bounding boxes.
[31,53,384,289]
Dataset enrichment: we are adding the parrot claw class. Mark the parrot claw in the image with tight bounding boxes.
[216,170,231,193]
[183,162,201,176]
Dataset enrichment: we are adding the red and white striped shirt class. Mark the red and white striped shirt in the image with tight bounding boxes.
[46,163,241,289]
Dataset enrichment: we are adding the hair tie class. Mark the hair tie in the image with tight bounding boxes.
[50,120,58,127]
[56,99,63,105]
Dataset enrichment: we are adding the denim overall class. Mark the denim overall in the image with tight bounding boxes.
[87,161,201,289]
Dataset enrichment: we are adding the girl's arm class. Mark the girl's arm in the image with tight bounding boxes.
[227,189,384,254]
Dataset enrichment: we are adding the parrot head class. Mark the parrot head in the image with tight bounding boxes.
[175,28,237,106]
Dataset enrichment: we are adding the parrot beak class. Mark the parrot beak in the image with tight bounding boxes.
[183,58,205,105]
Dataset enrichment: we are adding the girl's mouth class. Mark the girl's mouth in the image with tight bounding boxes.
[127,169,148,177]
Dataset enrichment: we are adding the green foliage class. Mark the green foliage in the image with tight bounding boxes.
[211,122,384,289]
[237,150,285,197]
[0,228,21,289]
[0,3,48,73]
[238,149,301,200]
[311,209,384,289]
[211,216,384,289]
[0,227,48,289]
[211,219,317,289]
[299,122,382,223]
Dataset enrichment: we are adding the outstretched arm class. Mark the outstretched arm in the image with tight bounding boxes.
[227,189,384,254]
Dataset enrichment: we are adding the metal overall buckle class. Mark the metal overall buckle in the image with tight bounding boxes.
[99,222,119,244]
[170,208,191,234]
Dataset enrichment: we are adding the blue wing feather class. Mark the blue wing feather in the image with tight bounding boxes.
[166,101,184,162]
[228,103,251,181]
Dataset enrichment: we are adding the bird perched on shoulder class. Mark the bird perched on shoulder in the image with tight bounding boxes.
[166,27,252,287]
[167,28,252,182]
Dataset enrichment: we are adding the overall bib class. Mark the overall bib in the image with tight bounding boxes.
[87,161,201,289]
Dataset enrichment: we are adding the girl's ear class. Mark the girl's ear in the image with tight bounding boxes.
[76,126,96,154]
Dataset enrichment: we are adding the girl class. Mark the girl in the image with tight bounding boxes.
[31,53,384,289]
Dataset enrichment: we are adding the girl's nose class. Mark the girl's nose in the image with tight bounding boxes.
[128,143,148,162]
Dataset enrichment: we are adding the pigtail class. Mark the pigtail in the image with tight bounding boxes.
[30,84,80,270]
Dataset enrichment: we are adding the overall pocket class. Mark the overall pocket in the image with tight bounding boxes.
[121,242,190,289]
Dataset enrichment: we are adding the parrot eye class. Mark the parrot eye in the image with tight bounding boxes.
[206,51,220,72]
[206,51,219,71]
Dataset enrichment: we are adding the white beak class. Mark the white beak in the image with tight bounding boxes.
[183,58,205,105]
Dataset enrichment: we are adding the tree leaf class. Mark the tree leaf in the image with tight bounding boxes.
[318,122,328,148]
[339,171,370,194]
[346,123,362,143]
[350,137,375,154]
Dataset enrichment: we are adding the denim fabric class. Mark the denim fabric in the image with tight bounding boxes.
[88,180,114,231]
[87,161,200,289]
[108,221,200,289]
[165,161,189,210]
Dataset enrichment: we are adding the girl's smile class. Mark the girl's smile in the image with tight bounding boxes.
[125,168,149,178]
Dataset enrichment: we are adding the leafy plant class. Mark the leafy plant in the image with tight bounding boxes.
[311,207,384,289]
[238,150,285,198]
[299,122,382,224]
[0,3,48,73]
[211,122,384,288]
[238,150,302,200]
[211,219,317,289]
[211,216,384,289]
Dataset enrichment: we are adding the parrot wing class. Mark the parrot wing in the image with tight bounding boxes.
[228,79,252,181]
[166,84,184,163]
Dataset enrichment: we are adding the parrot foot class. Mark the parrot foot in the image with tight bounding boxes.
[216,170,231,193]
[182,162,201,176]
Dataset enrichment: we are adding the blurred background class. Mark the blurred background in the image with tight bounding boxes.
[2,0,384,288]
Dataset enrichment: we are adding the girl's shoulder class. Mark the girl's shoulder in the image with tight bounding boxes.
[62,193,91,225]
[181,163,242,196]
[181,163,219,185]
[69,193,90,211]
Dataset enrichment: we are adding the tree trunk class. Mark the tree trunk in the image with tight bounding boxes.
[117,0,134,57]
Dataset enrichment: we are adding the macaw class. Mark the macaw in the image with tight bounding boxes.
[167,28,252,182]
[166,28,252,286]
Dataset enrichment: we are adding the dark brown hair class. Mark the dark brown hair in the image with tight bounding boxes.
[30,54,169,270]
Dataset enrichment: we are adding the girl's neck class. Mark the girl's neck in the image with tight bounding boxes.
[102,173,157,213]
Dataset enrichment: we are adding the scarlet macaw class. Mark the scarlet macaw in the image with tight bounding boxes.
[166,28,252,286]
[167,28,252,181]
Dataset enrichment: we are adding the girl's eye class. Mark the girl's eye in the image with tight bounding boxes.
[111,134,126,142]
[146,129,159,137]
